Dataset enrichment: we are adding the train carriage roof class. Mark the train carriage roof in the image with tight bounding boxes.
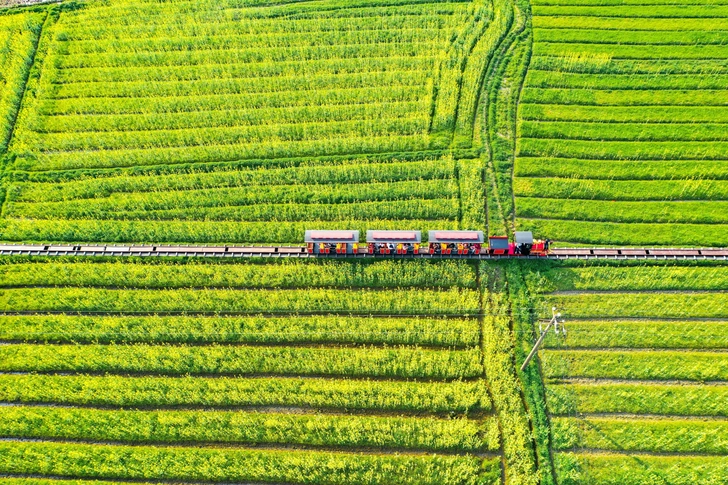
[515,231,534,245]
[428,230,484,243]
[488,236,510,250]
[305,230,360,243]
[366,230,421,243]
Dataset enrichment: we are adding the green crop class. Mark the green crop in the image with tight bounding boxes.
[520,218,725,246]
[0,343,483,379]
[10,158,456,203]
[515,158,728,180]
[0,314,480,347]
[0,0,497,244]
[0,286,480,315]
[514,178,728,201]
[552,416,728,454]
[515,0,728,247]
[530,264,728,292]
[543,349,728,382]
[554,452,728,485]
[0,440,499,485]
[520,105,728,124]
[0,406,500,453]
[547,382,728,417]
[544,320,728,350]
[517,198,728,225]
[545,292,728,319]
[0,218,461,244]
[0,373,491,413]
[0,258,477,289]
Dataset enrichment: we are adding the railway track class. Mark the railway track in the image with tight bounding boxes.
[0,244,726,260]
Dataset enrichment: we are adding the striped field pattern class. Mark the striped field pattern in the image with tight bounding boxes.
[514,0,728,246]
[527,261,728,485]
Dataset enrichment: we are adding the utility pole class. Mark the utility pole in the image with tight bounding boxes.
[520,306,565,372]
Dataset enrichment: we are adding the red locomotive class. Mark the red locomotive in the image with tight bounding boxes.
[305,230,550,256]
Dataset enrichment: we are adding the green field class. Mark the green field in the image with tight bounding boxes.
[524,261,728,485]
[0,0,727,484]
[0,0,506,243]
[0,258,502,485]
[513,0,728,246]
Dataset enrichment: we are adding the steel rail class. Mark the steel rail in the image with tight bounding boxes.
[0,244,726,260]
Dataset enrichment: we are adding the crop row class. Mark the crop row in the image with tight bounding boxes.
[520,122,728,142]
[39,85,425,116]
[551,416,728,454]
[0,406,499,453]
[49,41,448,70]
[0,313,480,347]
[10,158,456,202]
[0,440,499,485]
[0,259,477,289]
[34,100,429,133]
[0,343,483,379]
[51,55,434,84]
[0,12,44,153]
[534,28,728,45]
[526,71,728,90]
[529,57,728,75]
[518,138,728,160]
[543,292,728,319]
[531,0,728,5]
[546,382,728,416]
[534,43,728,59]
[542,349,728,382]
[8,179,457,215]
[60,13,459,42]
[20,117,429,153]
[531,264,728,292]
[517,197,728,224]
[533,17,728,31]
[60,0,470,30]
[0,287,480,315]
[0,373,491,413]
[515,157,728,180]
[514,178,728,201]
[12,133,435,171]
[0,218,458,244]
[520,88,728,105]
[543,320,728,350]
[57,29,455,56]
[520,104,728,123]
[7,197,458,223]
[553,452,728,485]
[43,70,429,100]
[532,5,728,17]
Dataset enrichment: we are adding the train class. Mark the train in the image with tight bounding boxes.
[304,230,551,256]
